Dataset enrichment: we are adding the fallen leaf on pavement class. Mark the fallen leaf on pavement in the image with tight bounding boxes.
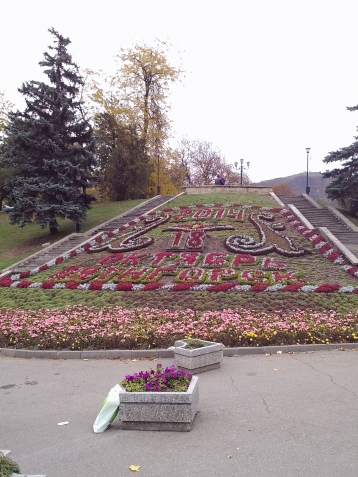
[129,465,140,472]
[277,351,282,354]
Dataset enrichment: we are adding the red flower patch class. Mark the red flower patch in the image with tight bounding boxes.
[311,236,325,246]
[0,277,13,287]
[38,264,49,272]
[19,271,31,278]
[144,283,163,291]
[116,283,133,291]
[17,280,32,288]
[65,281,80,289]
[315,283,340,293]
[41,280,56,289]
[281,284,303,292]
[318,243,331,254]
[326,250,341,262]
[251,284,270,292]
[304,231,317,239]
[346,267,358,276]
[89,281,105,290]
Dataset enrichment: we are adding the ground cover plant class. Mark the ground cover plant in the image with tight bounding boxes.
[1,192,358,350]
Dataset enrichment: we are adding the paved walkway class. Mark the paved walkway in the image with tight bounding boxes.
[1,350,358,476]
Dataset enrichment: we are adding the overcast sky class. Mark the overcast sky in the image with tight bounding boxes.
[1,0,358,182]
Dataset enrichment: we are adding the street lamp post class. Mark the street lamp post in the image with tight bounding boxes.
[75,173,81,233]
[157,153,161,195]
[239,158,250,186]
[306,147,311,195]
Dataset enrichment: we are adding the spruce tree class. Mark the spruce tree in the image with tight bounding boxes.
[0,28,97,234]
[323,102,358,217]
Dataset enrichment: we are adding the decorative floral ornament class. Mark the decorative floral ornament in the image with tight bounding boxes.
[225,213,305,257]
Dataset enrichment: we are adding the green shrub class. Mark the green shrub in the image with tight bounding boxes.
[0,454,20,477]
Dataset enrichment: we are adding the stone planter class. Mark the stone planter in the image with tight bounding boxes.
[118,375,199,431]
[174,339,223,374]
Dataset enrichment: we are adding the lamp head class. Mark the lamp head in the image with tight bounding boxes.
[306,147,311,154]
[240,158,244,165]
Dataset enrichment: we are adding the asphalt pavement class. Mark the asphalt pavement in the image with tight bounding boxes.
[1,350,358,477]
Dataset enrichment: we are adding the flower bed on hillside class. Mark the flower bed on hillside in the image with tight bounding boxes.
[1,204,358,293]
[1,306,358,350]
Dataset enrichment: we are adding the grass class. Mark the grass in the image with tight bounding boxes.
[0,199,145,270]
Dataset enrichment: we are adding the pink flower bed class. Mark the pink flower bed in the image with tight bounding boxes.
[1,306,357,350]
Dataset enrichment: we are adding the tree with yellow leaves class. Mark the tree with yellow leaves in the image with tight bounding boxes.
[89,41,182,197]
[0,91,13,134]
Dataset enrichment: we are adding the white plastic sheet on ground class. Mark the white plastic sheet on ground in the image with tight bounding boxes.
[93,384,120,433]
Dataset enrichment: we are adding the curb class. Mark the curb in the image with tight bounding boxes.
[1,343,358,359]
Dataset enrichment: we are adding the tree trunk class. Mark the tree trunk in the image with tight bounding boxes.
[49,217,59,234]
[348,202,358,217]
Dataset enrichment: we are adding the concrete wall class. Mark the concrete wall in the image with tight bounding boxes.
[184,185,273,194]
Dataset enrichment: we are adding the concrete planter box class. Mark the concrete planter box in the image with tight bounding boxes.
[118,375,199,431]
[174,339,223,373]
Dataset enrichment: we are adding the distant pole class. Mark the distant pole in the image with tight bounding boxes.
[157,153,161,195]
[75,173,81,233]
[239,158,250,186]
[306,147,311,195]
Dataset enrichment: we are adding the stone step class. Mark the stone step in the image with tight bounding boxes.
[277,194,358,261]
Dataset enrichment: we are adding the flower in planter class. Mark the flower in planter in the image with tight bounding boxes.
[183,338,209,349]
[120,363,192,392]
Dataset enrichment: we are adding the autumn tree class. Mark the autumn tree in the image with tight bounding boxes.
[174,139,229,186]
[222,163,251,185]
[0,91,13,135]
[89,41,181,195]
[95,112,152,200]
[272,183,294,195]
[0,28,97,234]
[0,92,16,208]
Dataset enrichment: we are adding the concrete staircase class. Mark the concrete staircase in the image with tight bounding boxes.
[2,195,176,276]
[278,194,358,262]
